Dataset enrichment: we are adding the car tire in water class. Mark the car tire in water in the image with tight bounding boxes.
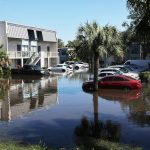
[82,84,93,92]
[62,69,66,72]
[75,66,79,70]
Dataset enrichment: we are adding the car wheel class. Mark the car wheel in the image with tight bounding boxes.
[75,66,79,70]
[62,69,66,72]
[83,84,93,92]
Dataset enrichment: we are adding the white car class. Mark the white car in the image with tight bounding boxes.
[99,67,139,79]
[89,71,118,80]
[64,61,86,70]
[48,64,73,73]
[77,62,89,68]
[108,65,139,74]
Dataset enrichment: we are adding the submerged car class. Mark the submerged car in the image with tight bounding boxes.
[11,64,48,75]
[100,67,139,80]
[89,71,120,80]
[64,61,88,70]
[82,75,142,91]
[48,64,73,73]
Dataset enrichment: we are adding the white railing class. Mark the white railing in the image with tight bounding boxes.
[8,51,34,58]
[8,51,58,59]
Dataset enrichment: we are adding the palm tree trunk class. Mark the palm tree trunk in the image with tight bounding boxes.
[93,52,99,91]
[93,91,99,124]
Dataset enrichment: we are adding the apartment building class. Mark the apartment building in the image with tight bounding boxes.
[0,21,59,68]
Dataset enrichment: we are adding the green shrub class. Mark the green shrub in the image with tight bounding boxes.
[140,71,150,82]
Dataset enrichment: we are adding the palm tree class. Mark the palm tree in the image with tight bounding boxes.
[103,25,123,63]
[77,22,123,91]
[77,21,106,91]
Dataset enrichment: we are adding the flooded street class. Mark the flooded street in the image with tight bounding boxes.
[0,71,150,149]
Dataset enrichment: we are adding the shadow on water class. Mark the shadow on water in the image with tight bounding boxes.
[74,92,121,150]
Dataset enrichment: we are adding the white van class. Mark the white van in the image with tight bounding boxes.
[124,60,150,71]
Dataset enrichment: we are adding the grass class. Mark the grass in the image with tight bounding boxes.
[0,142,47,150]
[0,140,142,150]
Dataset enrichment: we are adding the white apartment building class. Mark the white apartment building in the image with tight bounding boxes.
[0,21,59,68]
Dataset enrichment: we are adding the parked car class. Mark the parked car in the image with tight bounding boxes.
[128,64,146,72]
[102,66,139,79]
[77,62,89,68]
[108,65,140,74]
[64,61,88,70]
[11,64,48,75]
[48,64,73,73]
[89,71,120,80]
[124,59,150,71]
[82,75,142,91]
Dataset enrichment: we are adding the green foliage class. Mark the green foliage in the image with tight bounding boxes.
[0,51,11,77]
[67,49,78,61]
[58,38,64,48]
[127,0,150,43]
[76,22,123,63]
[140,71,150,82]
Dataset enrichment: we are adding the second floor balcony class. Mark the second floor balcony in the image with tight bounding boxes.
[8,51,59,59]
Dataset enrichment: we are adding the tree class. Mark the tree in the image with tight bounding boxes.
[77,22,123,91]
[58,38,64,48]
[103,25,123,63]
[127,0,150,43]
[0,45,11,76]
[77,21,106,91]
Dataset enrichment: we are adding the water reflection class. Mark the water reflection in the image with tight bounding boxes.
[74,92,121,149]
[81,83,150,149]
[98,89,142,101]
[82,82,150,128]
[0,75,58,121]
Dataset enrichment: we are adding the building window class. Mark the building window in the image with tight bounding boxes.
[28,29,35,41]
[38,46,41,52]
[47,46,50,52]
[17,45,21,51]
[36,31,43,41]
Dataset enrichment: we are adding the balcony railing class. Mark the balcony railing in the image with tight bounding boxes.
[8,51,58,59]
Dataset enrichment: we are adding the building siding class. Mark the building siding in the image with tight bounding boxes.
[0,21,58,68]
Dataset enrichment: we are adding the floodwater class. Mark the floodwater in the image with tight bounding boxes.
[0,71,150,149]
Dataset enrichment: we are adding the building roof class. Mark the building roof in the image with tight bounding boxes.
[0,21,57,42]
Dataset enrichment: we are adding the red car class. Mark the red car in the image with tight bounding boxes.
[82,75,142,91]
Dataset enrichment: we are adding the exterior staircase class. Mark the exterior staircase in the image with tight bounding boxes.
[25,52,41,65]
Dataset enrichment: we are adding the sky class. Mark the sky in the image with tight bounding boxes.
[0,0,129,44]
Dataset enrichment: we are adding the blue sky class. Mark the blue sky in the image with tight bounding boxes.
[0,0,129,44]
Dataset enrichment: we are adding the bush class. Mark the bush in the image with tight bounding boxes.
[139,71,150,82]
